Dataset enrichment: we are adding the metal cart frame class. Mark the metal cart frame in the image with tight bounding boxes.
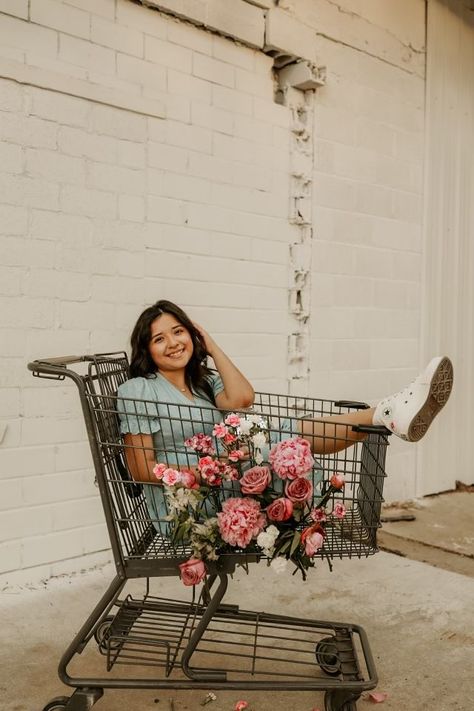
[28,353,390,711]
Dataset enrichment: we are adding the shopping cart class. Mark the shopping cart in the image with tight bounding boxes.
[28,352,391,711]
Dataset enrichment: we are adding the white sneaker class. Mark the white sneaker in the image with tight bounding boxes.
[373,356,454,442]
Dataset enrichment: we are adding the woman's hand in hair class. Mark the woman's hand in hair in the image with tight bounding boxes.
[193,322,218,358]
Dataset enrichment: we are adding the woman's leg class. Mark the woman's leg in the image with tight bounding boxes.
[300,408,375,454]
[299,355,453,455]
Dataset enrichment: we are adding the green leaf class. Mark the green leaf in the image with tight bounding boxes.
[290,530,301,556]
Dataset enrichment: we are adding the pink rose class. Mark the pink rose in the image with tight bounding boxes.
[180,470,199,489]
[269,437,314,480]
[234,702,249,711]
[240,466,271,494]
[330,472,345,489]
[266,498,293,522]
[225,413,241,427]
[285,477,313,504]
[301,524,325,557]
[212,423,228,438]
[228,449,245,462]
[162,468,182,486]
[310,507,327,523]
[178,558,206,586]
[217,497,266,548]
[332,502,346,519]
[153,462,167,480]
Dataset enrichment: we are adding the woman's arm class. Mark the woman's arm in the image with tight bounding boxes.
[195,323,254,410]
[123,433,204,482]
[123,433,157,483]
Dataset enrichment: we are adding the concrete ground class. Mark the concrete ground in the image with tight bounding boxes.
[1,491,473,711]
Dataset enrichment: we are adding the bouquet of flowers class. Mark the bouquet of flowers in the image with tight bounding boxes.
[152,412,347,586]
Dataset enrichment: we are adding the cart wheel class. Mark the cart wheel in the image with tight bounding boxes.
[315,636,341,676]
[94,614,117,649]
[324,691,357,711]
[42,696,70,711]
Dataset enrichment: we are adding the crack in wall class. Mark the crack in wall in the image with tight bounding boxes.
[286,89,314,393]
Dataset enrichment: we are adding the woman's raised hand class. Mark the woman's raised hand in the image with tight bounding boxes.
[193,322,218,357]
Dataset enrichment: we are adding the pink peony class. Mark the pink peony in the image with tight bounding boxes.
[269,437,314,480]
[217,497,266,548]
[178,558,206,586]
[225,413,241,427]
[212,423,228,438]
[162,468,182,486]
[285,477,313,504]
[301,524,325,557]
[266,497,293,522]
[153,462,167,481]
[310,507,327,523]
[240,466,271,494]
[332,502,346,519]
[228,449,245,462]
[330,472,345,489]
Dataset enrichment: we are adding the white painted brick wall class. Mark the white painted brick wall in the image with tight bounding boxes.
[0,0,432,584]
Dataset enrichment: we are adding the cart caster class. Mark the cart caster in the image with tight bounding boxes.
[42,697,70,711]
[315,636,341,676]
[324,690,358,711]
[43,688,103,711]
[93,615,114,648]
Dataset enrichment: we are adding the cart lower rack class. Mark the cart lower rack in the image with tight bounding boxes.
[29,353,390,711]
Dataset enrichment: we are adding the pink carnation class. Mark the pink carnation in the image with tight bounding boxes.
[197,456,222,486]
[153,463,167,481]
[332,502,346,519]
[217,497,266,548]
[225,413,241,427]
[310,507,327,523]
[162,468,182,486]
[224,432,237,445]
[234,703,249,711]
[228,449,245,462]
[212,423,228,438]
[269,437,314,480]
[184,433,215,455]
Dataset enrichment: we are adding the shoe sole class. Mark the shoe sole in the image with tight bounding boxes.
[407,356,454,442]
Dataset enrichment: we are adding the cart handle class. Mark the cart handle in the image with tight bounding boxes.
[352,424,391,435]
[27,355,91,381]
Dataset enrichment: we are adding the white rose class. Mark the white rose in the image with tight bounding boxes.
[266,525,280,542]
[270,557,288,574]
[257,531,274,549]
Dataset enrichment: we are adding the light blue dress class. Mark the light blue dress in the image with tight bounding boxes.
[117,371,225,526]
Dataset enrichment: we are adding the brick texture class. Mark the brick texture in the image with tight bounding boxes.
[0,0,429,585]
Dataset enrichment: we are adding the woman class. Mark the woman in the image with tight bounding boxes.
[117,300,453,522]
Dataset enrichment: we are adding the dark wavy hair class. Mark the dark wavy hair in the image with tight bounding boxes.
[129,300,216,404]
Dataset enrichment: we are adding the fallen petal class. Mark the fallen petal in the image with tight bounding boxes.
[368,692,388,703]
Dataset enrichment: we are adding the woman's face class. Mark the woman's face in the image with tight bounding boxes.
[148,313,194,372]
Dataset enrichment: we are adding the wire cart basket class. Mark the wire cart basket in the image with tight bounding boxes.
[28,352,391,711]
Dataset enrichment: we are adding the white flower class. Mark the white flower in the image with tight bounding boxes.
[248,414,263,424]
[257,531,275,550]
[266,525,280,542]
[238,419,253,435]
[254,451,264,465]
[252,432,267,448]
[270,557,288,574]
